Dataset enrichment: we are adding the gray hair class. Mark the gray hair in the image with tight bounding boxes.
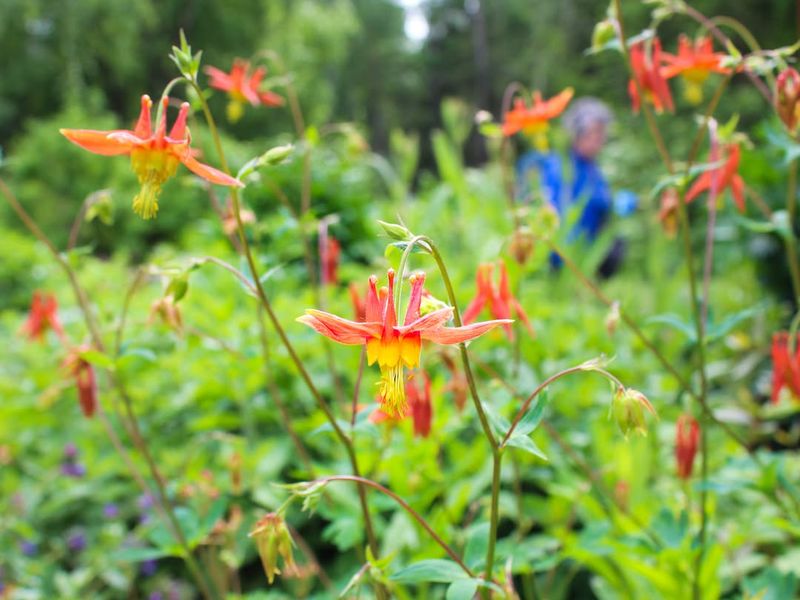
[562,97,612,141]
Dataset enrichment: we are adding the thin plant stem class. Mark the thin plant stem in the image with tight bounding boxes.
[188,81,385,597]
[351,347,366,427]
[784,159,800,303]
[310,475,475,578]
[0,178,220,600]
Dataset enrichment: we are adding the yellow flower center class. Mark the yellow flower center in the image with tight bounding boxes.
[682,80,704,105]
[130,149,180,219]
[366,334,421,417]
[227,98,245,123]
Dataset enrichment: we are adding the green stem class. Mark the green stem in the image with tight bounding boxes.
[785,160,800,304]
[484,451,503,587]
[189,81,385,597]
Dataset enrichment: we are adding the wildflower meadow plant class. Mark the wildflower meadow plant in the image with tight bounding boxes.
[3,3,800,599]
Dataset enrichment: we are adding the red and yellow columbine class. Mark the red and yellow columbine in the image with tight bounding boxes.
[661,35,730,105]
[21,291,65,343]
[685,143,745,212]
[628,39,674,114]
[205,59,284,122]
[298,269,510,416]
[463,262,534,340]
[502,88,573,150]
[60,95,242,219]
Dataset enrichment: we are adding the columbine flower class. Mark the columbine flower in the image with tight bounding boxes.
[776,68,800,133]
[249,513,295,585]
[657,188,680,237]
[204,59,284,123]
[771,332,800,404]
[349,283,366,322]
[298,269,510,416]
[319,236,340,287]
[628,39,674,114]
[462,262,534,340]
[21,292,65,342]
[684,143,745,212]
[63,345,97,418]
[611,387,656,438]
[661,35,730,105]
[502,88,574,150]
[61,95,242,219]
[675,414,700,480]
[148,295,183,334]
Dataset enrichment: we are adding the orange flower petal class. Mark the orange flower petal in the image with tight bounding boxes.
[60,129,135,156]
[297,310,382,344]
[180,155,244,187]
[421,319,512,345]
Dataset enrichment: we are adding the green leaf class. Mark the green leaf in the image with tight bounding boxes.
[389,559,469,584]
[481,401,510,437]
[646,313,696,342]
[464,523,490,569]
[78,349,115,370]
[446,579,479,600]
[514,390,549,436]
[505,433,548,461]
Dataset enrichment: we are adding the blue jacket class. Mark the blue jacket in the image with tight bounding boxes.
[516,149,612,241]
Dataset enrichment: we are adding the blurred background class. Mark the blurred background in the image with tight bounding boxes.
[0,0,796,293]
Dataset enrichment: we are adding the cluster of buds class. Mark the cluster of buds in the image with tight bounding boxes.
[249,513,296,584]
[776,68,800,135]
[508,226,535,266]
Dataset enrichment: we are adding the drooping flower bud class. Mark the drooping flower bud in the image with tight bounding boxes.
[148,295,184,333]
[776,68,800,134]
[509,226,535,265]
[611,387,656,438]
[605,301,620,336]
[63,346,98,418]
[675,414,700,480]
[249,513,295,584]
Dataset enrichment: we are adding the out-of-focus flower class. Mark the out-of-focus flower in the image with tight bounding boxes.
[614,480,630,511]
[776,68,800,134]
[66,531,86,553]
[249,513,295,584]
[628,39,674,114]
[61,95,242,219]
[204,59,284,123]
[298,270,510,416]
[407,371,432,438]
[20,540,38,557]
[463,262,534,340]
[661,35,730,105]
[61,443,86,478]
[685,143,745,212]
[503,88,574,150]
[611,387,656,437]
[605,301,620,336]
[657,188,680,237]
[148,295,183,334]
[63,345,97,418]
[771,332,800,404]
[509,227,535,266]
[349,283,366,322]
[675,414,700,479]
[21,292,65,342]
[103,503,119,519]
[320,236,340,287]
[141,559,158,577]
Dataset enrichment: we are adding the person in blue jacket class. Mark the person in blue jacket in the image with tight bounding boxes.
[516,97,636,273]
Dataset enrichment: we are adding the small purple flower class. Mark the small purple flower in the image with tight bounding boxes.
[140,559,158,577]
[20,539,38,556]
[60,461,86,478]
[67,531,86,553]
[103,503,119,519]
[148,593,163,600]
[63,443,78,459]
[137,493,155,511]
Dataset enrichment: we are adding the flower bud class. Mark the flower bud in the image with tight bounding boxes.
[377,220,413,242]
[776,68,800,133]
[148,295,183,333]
[605,301,620,336]
[419,292,449,317]
[611,387,656,438]
[260,144,294,166]
[249,513,295,584]
[592,19,616,52]
[509,226,535,265]
[531,203,560,240]
[675,414,700,480]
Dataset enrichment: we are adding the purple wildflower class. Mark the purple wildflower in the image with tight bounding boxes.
[67,531,86,553]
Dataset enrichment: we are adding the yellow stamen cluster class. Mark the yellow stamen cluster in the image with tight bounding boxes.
[130,149,180,219]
